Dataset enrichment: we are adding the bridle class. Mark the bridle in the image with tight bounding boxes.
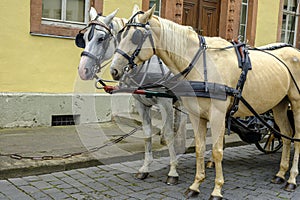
[75,15,116,76]
[115,11,156,72]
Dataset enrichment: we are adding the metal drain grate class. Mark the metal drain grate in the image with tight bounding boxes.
[51,115,80,126]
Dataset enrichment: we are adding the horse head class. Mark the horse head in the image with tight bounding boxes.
[77,7,119,80]
[110,5,158,80]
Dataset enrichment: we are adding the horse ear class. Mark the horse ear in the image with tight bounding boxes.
[139,4,156,23]
[90,7,98,20]
[103,9,119,25]
[132,4,140,15]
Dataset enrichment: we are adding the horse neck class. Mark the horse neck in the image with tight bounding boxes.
[152,17,200,75]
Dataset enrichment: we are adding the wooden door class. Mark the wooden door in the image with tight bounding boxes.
[183,0,220,36]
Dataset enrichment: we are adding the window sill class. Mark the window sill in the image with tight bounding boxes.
[30,32,75,39]
[42,18,87,29]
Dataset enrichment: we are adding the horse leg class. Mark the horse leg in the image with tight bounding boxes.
[285,100,300,191]
[173,100,187,155]
[271,100,293,184]
[209,106,226,199]
[158,99,179,185]
[185,115,208,198]
[135,100,153,180]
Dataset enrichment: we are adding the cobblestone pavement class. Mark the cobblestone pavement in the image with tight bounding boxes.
[0,144,299,200]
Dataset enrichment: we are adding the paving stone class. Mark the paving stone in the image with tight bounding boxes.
[55,183,73,189]
[18,185,40,194]
[29,180,53,190]
[22,176,41,182]
[8,178,29,186]
[38,174,59,182]
[29,191,50,199]
[70,192,88,199]
[48,177,65,184]
[77,186,94,194]
[0,192,7,199]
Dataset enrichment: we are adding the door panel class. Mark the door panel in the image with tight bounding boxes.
[182,0,200,33]
[200,0,220,36]
[183,0,220,36]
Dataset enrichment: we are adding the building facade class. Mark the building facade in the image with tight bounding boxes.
[0,0,299,127]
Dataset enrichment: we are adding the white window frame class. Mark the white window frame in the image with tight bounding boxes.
[41,0,90,29]
[149,0,161,16]
[281,0,299,46]
[239,0,249,42]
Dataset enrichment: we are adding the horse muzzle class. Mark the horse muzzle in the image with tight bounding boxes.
[78,63,100,80]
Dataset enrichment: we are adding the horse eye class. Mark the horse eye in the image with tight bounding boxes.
[98,37,105,43]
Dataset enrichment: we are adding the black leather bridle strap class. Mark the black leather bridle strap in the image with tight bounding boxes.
[115,48,136,66]
[89,20,113,36]
[81,51,100,63]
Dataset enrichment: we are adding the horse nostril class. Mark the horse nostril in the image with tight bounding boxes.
[113,69,118,77]
[85,68,89,75]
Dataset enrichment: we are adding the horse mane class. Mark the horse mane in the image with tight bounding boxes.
[157,16,194,66]
[111,17,128,33]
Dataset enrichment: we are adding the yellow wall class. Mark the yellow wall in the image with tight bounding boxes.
[255,0,280,46]
[103,0,142,17]
[0,0,142,93]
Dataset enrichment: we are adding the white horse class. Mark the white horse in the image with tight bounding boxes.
[77,6,186,185]
[110,5,300,199]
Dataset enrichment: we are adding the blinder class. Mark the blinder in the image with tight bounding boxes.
[75,31,86,48]
[132,29,143,45]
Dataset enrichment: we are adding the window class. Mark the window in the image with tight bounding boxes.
[281,0,299,45]
[239,0,249,42]
[30,0,103,38]
[149,0,161,16]
[42,0,89,27]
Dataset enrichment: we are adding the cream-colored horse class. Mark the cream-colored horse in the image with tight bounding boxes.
[77,7,186,185]
[110,5,300,199]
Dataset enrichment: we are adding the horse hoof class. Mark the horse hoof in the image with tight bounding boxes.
[184,188,199,198]
[271,176,285,184]
[206,161,215,169]
[166,176,179,185]
[209,195,223,200]
[284,183,297,192]
[135,172,149,180]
